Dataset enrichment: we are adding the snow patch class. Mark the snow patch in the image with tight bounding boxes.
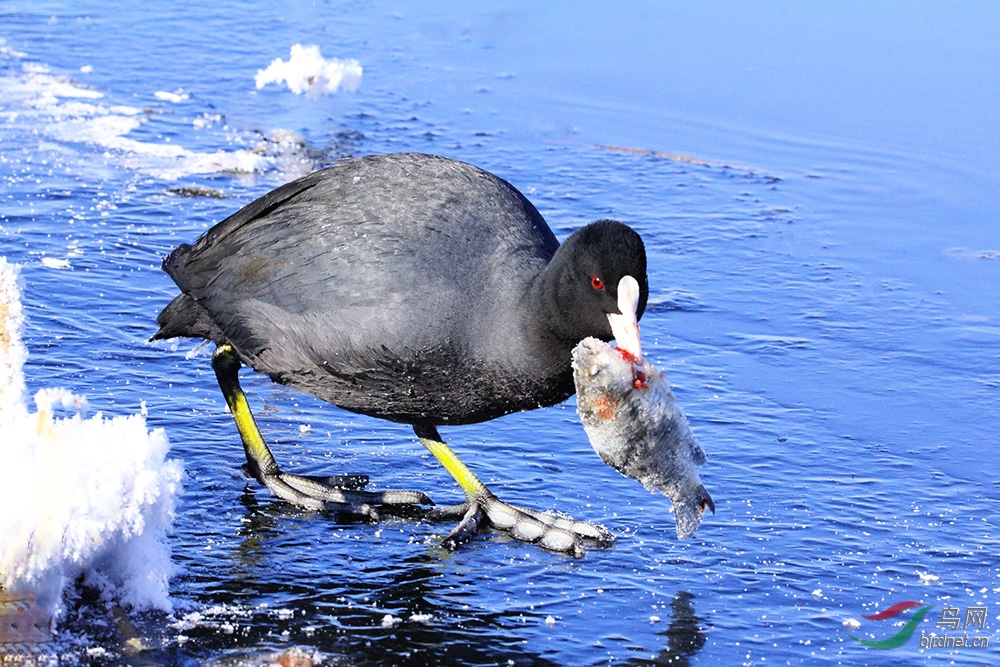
[917,570,939,584]
[40,257,71,270]
[256,44,362,97]
[0,59,272,180]
[153,89,189,103]
[0,257,182,617]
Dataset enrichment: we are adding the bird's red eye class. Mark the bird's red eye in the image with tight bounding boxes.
[591,276,603,290]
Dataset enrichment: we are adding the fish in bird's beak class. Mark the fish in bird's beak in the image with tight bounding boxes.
[572,336,714,539]
[607,275,642,360]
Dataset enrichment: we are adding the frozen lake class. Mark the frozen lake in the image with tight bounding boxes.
[1,2,998,664]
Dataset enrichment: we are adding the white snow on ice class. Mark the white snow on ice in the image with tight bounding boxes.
[40,257,71,270]
[0,257,182,615]
[0,57,268,180]
[153,89,189,103]
[255,44,362,97]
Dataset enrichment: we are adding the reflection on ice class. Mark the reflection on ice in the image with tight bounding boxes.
[653,592,708,667]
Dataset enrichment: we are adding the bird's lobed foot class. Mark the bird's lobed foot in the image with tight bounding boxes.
[244,465,434,521]
[427,491,614,557]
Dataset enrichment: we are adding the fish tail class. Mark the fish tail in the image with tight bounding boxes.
[674,484,715,539]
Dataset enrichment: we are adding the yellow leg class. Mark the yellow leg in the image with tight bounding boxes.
[415,424,612,556]
[418,436,487,498]
[211,343,278,480]
[211,344,432,514]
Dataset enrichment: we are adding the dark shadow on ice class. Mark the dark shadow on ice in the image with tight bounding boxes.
[149,488,561,667]
[626,591,708,667]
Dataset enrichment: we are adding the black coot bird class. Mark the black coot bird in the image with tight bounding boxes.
[154,152,648,556]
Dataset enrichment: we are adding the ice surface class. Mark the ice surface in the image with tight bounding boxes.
[0,37,27,58]
[0,60,269,180]
[4,3,1000,663]
[0,258,182,615]
[255,44,362,97]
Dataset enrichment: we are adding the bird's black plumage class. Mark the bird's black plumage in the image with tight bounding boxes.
[155,153,647,428]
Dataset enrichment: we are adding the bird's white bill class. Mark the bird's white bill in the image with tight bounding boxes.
[607,275,642,359]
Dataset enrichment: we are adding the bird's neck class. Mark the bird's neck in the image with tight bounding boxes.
[522,253,584,368]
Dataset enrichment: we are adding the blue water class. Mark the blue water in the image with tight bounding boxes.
[2,2,999,665]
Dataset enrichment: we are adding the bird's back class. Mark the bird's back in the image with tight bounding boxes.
[161,153,564,424]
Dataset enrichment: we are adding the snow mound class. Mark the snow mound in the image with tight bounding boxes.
[0,257,182,615]
[256,44,362,96]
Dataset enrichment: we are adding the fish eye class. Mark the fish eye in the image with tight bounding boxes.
[591,275,603,290]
